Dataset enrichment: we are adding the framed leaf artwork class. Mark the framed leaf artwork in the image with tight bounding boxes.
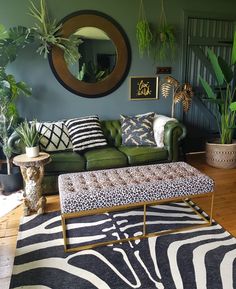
[129,76,159,100]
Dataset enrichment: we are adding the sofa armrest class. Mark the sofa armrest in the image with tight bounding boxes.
[163,121,186,161]
[8,131,25,155]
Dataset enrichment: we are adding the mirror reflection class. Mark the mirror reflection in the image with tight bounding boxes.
[67,27,117,83]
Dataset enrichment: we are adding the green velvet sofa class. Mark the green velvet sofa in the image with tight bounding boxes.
[9,119,186,195]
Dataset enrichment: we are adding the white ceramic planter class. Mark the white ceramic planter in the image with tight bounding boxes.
[25,146,39,158]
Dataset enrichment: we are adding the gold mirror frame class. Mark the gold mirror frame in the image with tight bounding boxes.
[49,10,131,98]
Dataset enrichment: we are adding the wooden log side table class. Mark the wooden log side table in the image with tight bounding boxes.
[13,152,51,216]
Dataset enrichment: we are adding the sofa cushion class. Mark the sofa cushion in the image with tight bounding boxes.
[45,152,85,173]
[36,121,73,152]
[65,115,108,153]
[118,146,168,165]
[120,113,156,146]
[100,120,122,147]
[84,147,128,170]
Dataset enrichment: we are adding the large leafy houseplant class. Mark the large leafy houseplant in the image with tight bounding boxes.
[199,31,236,145]
[0,24,32,175]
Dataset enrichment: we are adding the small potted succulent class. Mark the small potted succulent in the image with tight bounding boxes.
[16,120,40,158]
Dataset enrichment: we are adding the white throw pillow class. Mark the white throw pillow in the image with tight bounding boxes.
[153,114,177,148]
[36,121,73,152]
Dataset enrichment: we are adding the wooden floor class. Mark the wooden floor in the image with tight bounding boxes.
[0,153,236,289]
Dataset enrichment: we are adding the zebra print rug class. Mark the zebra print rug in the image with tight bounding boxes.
[10,202,236,289]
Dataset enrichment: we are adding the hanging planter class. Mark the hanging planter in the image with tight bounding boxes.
[136,0,153,57]
[154,0,176,61]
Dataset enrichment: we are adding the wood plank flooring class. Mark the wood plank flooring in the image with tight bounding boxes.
[0,153,236,289]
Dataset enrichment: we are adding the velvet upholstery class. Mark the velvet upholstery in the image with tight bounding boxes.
[8,118,186,194]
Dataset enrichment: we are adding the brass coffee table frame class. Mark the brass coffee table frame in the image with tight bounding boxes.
[61,191,214,253]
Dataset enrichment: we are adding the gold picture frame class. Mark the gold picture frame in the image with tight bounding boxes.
[129,76,159,100]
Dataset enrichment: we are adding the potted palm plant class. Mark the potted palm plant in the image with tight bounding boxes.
[16,120,40,158]
[199,31,236,168]
[0,24,32,192]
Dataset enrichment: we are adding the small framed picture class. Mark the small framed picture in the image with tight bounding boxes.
[129,76,159,100]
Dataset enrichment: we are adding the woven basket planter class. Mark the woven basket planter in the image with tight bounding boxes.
[206,140,236,169]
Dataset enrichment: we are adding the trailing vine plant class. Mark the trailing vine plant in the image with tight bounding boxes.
[154,0,176,61]
[29,0,83,64]
[136,0,153,57]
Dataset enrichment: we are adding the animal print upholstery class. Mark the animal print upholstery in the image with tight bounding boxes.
[120,113,156,146]
[59,162,214,214]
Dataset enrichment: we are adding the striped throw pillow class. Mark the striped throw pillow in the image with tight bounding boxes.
[65,116,108,153]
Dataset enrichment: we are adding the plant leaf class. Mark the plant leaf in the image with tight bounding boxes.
[202,98,224,105]
[16,82,32,96]
[231,30,236,65]
[0,24,8,40]
[207,48,224,85]
[218,56,233,83]
[199,76,216,99]
[8,26,34,48]
[230,101,236,112]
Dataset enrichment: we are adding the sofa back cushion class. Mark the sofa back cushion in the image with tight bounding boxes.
[100,120,122,147]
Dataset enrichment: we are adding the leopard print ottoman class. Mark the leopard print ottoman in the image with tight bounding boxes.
[58,162,214,214]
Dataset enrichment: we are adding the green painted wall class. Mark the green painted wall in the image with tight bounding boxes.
[1,0,236,121]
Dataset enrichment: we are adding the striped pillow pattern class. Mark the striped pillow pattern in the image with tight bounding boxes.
[65,116,108,153]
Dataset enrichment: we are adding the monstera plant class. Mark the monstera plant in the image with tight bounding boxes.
[0,24,32,191]
[199,31,236,168]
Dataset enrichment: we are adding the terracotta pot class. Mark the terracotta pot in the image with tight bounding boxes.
[25,146,39,158]
[206,140,236,169]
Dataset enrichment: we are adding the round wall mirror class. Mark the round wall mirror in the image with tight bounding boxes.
[49,10,131,98]
[68,27,117,83]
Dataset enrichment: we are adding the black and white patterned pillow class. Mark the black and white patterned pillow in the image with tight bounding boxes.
[65,115,108,153]
[120,113,156,146]
[36,121,73,152]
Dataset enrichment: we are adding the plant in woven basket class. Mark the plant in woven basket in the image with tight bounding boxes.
[153,0,176,61]
[161,76,193,117]
[29,0,83,65]
[199,31,236,144]
[136,0,153,57]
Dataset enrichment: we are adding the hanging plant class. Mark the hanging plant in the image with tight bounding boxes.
[136,0,153,57]
[29,0,83,65]
[154,0,176,61]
